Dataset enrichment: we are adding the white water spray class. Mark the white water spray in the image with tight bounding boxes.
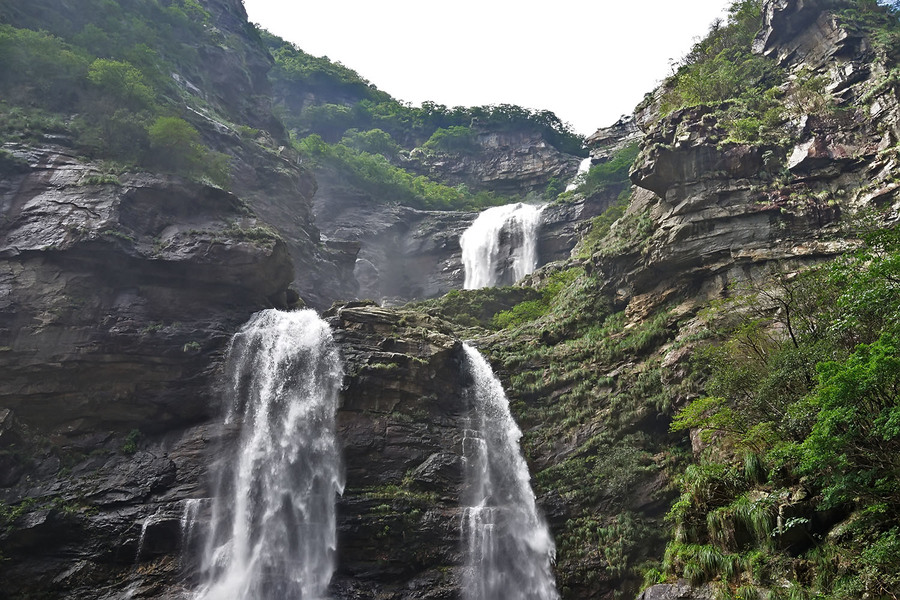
[193,309,344,600]
[565,157,593,192]
[460,203,543,289]
[460,344,559,600]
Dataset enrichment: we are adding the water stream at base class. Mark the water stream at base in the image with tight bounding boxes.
[192,309,344,600]
[460,203,544,289]
[460,343,559,600]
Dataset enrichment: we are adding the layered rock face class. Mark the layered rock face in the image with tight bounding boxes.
[313,126,634,303]
[326,304,469,599]
[608,0,899,314]
[172,0,358,307]
[7,1,899,600]
[313,168,476,303]
[313,177,619,304]
[0,300,477,599]
[405,129,582,196]
[0,144,295,598]
[0,146,294,434]
[0,0,353,594]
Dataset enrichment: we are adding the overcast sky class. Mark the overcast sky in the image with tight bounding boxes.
[242,0,733,136]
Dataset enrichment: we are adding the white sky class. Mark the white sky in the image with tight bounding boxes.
[242,1,733,136]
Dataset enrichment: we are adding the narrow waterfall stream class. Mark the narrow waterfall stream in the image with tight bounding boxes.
[193,309,344,600]
[460,203,544,289]
[565,157,593,192]
[460,344,559,600]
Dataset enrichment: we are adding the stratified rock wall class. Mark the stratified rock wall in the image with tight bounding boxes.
[405,129,582,196]
[612,0,899,317]
[313,168,475,303]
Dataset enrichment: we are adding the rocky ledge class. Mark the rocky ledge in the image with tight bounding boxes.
[405,129,582,197]
[0,298,493,600]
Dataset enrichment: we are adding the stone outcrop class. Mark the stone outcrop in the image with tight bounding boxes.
[636,582,714,600]
[326,304,469,598]
[312,168,475,303]
[405,129,582,196]
[586,115,643,163]
[0,145,294,435]
[5,1,900,600]
[0,301,481,600]
[313,167,615,304]
[0,143,295,598]
[607,0,899,317]
[174,0,358,308]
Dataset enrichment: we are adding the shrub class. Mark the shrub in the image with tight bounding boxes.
[146,116,230,186]
[658,1,782,116]
[491,267,581,329]
[421,125,478,153]
[294,134,507,210]
[147,116,203,169]
[341,128,401,158]
[0,25,90,108]
[86,58,155,110]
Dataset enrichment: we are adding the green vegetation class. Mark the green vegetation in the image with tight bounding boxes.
[663,227,900,597]
[658,1,781,116]
[491,268,581,329]
[121,428,142,454]
[432,257,688,595]
[411,286,543,329]
[0,0,232,185]
[648,0,795,148]
[836,1,900,61]
[263,31,586,155]
[561,142,639,203]
[422,125,478,154]
[553,141,642,258]
[575,191,631,258]
[147,116,231,186]
[263,29,390,108]
[295,133,510,210]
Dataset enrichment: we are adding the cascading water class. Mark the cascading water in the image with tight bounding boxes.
[192,309,344,600]
[460,203,543,289]
[460,343,559,600]
[565,157,593,192]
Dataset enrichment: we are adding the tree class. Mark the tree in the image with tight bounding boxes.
[147,116,203,171]
[86,58,155,110]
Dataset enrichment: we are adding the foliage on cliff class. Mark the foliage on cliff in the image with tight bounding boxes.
[658,229,900,599]
[0,0,242,185]
[658,0,780,116]
[263,31,587,156]
[649,0,794,147]
[295,133,511,210]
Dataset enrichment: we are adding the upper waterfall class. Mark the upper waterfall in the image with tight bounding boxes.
[460,343,559,600]
[565,157,593,192]
[460,203,544,289]
[192,309,344,600]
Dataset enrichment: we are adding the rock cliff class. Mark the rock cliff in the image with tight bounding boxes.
[2,1,899,599]
[404,129,582,196]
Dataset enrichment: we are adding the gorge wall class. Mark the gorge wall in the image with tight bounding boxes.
[1,1,899,599]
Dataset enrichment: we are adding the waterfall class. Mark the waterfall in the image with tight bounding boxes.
[460,344,559,600]
[565,157,593,192]
[193,309,344,600]
[460,203,543,289]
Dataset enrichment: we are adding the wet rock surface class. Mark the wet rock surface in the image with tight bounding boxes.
[313,165,609,303]
[0,301,478,600]
[5,1,900,599]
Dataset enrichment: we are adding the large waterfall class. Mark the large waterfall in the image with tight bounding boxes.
[193,309,344,600]
[460,203,543,289]
[460,344,559,600]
